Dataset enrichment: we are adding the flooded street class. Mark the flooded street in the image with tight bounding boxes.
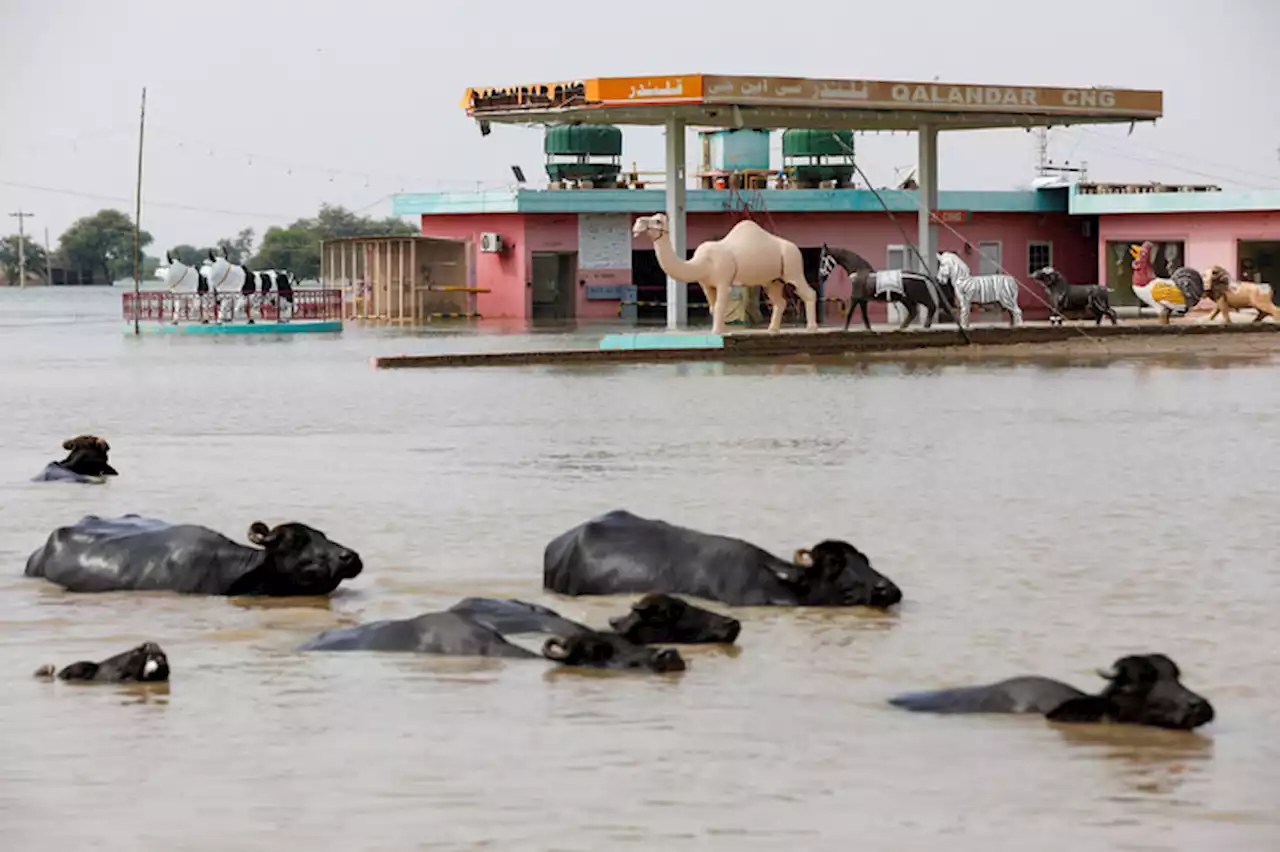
[1,287,1277,850]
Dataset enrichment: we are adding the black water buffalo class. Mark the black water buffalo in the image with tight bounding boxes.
[299,603,686,673]
[450,594,741,645]
[299,611,537,658]
[33,641,170,683]
[607,593,741,644]
[24,514,362,596]
[32,435,118,483]
[888,653,1215,731]
[543,510,902,608]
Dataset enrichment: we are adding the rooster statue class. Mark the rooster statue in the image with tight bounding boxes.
[1130,241,1205,324]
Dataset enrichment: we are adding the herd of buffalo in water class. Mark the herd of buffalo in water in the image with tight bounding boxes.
[25,435,1215,732]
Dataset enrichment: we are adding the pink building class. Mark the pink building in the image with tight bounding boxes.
[389,184,1279,323]
[1070,187,1280,299]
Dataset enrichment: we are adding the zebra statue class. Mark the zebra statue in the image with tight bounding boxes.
[935,251,1023,329]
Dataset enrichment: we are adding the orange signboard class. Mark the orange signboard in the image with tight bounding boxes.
[585,75,704,105]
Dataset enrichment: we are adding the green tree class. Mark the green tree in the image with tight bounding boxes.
[250,205,415,277]
[58,209,153,284]
[168,244,206,266]
[253,226,321,277]
[0,234,48,284]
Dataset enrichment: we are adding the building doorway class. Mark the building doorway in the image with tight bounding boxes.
[530,252,576,321]
[1238,240,1280,304]
[1103,239,1186,307]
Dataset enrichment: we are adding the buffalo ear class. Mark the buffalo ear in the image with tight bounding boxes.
[1045,696,1111,724]
[247,522,272,546]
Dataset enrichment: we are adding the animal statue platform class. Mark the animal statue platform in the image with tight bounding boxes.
[631,214,819,335]
[1129,241,1205,324]
[1204,265,1278,323]
[125,252,344,336]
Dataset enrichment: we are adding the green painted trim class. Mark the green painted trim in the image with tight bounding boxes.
[599,332,725,351]
[1068,186,1280,215]
[394,187,1067,216]
[127,321,344,336]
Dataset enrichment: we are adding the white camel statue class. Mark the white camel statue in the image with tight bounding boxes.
[631,214,819,335]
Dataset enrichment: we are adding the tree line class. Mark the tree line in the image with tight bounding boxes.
[0,203,417,285]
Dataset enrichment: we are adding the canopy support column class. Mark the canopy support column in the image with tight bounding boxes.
[664,116,688,329]
[917,124,939,277]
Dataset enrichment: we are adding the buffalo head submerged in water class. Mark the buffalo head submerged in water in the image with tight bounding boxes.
[32,435,118,483]
[541,632,686,673]
[543,510,902,608]
[607,593,741,644]
[24,514,363,596]
[888,653,1214,731]
[34,641,170,683]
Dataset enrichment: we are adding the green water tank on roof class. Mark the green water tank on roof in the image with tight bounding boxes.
[781,129,854,158]
[544,125,623,157]
[544,124,623,184]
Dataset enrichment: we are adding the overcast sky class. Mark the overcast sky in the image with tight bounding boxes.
[2,0,1277,253]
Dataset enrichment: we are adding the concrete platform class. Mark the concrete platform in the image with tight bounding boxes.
[370,321,1280,370]
[128,320,343,336]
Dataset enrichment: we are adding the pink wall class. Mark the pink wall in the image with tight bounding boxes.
[1096,211,1280,285]
[422,209,1095,322]
[418,214,529,319]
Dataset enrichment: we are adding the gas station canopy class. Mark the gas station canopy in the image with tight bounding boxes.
[461,73,1163,131]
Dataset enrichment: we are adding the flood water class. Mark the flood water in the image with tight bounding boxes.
[1,287,1277,851]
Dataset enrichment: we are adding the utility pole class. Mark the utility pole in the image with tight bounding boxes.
[133,86,146,335]
[8,208,33,288]
[1034,128,1089,182]
[44,227,54,286]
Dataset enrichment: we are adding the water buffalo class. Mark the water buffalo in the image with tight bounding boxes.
[33,641,170,683]
[32,435,118,483]
[299,605,687,673]
[888,653,1215,731]
[607,593,741,644]
[299,611,538,658]
[24,514,363,596]
[449,594,741,645]
[543,510,902,608]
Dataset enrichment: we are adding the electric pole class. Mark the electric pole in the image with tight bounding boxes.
[44,227,54,286]
[8,209,34,288]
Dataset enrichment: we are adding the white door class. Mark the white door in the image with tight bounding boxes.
[977,241,1003,276]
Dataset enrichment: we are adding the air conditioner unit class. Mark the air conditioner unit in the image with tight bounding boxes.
[480,232,504,253]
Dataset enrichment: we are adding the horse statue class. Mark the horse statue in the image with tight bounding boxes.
[817,245,945,331]
[1204,265,1277,323]
[1029,267,1118,326]
[936,251,1023,329]
[1129,241,1204,325]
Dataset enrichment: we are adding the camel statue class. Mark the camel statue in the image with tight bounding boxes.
[1204,265,1278,323]
[631,214,819,335]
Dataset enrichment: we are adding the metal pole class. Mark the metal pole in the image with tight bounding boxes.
[664,116,688,330]
[917,124,938,280]
[133,87,147,335]
[43,227,52,286]
[7,209,33,288]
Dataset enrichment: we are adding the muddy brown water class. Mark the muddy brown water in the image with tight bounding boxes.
[1,288,1277,850]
